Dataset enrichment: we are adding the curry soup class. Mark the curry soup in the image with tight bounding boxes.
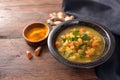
[55,26,105,63]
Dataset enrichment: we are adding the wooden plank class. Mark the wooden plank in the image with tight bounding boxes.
[0,0,62,5]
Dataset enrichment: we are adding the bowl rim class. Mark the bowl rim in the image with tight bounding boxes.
[47,19,115,68]
[22,22,50,43]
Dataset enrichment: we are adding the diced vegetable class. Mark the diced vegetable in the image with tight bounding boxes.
[89,34,94,38]
[85,48,95,56]
[68,42,74,46]
[85,50,91,55]
[55,41,60,47]
[92,41,99,47]
[80,28,86,32]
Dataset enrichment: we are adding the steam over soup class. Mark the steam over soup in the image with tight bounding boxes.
[55,26,105,63]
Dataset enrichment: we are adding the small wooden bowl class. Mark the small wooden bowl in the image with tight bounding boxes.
[22,23,49,47]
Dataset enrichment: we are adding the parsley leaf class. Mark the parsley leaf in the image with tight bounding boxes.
[79,51,86,58]
[81,33,90,40]
[63,51,66,56]
[79,43,87,48]
[67,52,73,58]
[67,38,72,42]
[72,37,78,41]
[73,30,79,37]
[62,38,66,42]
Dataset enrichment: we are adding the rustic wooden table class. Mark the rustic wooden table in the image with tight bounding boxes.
[0,0,98,80]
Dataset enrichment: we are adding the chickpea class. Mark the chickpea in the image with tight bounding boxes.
[59,47,64,53]
[61,35,65,39]
[78,38,82,44]
[65,47,72,53]
[69,55,76,60]
[65,34,70,38]
[74,53,79,58]
[70,46,75,49]
[63,40,68,46]
[69,33,74,38]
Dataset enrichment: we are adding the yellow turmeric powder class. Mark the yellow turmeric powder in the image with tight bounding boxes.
[26,26,48,41]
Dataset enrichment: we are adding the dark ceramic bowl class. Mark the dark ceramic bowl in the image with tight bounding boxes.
[47,20,115,68]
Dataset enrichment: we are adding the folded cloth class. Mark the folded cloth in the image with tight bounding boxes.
[62,0,120,80]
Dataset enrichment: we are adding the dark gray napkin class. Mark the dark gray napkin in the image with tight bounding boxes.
[62,0,120,80]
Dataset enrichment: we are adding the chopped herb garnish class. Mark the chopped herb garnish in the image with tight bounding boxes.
[67,52,73,58]
[79,51,86,58]
[71,37,74,41]
[79,43,87,48]
[74,37,78,41]
[67,38,72,42]
[62,38,66,42]
[72,30,79,41]
[63,51,66,56]
[72,37,75,41]
[71,37,78,41]
[81,33,90,40]
[89,39,93,44]
[73,30,79,37]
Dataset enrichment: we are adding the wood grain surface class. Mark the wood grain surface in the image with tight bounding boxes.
[0,0,98,80]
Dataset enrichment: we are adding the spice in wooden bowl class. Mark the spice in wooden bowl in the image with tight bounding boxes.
[23,23,49,47]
